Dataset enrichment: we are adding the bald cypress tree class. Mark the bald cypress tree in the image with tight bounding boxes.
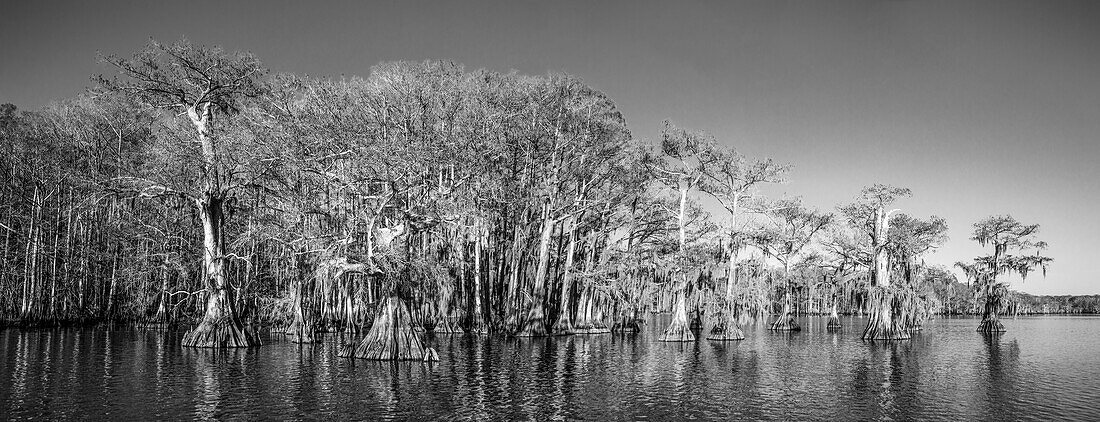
[840,184,913,340]
[97,39,269,347]
[957,215,1051,333]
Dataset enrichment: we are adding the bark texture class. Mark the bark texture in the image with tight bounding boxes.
[769,300,801,331]
[977,284,1007,333]
[659,291,695,342]
[339,296,438,361]
[861,287,911,340]
[181,290,260,347]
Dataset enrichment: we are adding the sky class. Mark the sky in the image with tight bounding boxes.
[2,0,1099,295]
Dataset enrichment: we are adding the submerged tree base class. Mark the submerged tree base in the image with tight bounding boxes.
[862,320,911,340]
[612,318,644,334]
[182,320,260,348]
[862,287,912,340]
[181,292,260,348]
[706,323,745,341]
[977,317,1006,333]
[768,314,801,331]
[433,316,465,334]
[551,319,576,336]
[467,319,489,336]
[338,296,438,361]
[514,320,550,337]
[708,306,746,341]
[575,324,612,334]
[827,315,842,331]
[659,318,695,342]
[285,321,320,344]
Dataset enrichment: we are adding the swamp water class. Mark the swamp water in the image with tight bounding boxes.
[3,315,1100,420]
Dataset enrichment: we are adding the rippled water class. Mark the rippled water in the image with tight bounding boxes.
[3,315,1099,421]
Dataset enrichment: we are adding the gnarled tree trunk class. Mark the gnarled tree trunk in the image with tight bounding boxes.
[181,195,259,348]
[769,294,800,331]
[516,209,555,337]
[660,187,696,342]
[862,206,909,340]
[977,283,1006,333]
[286,270,317,343]
[468,224,488,335]
[339,295,438,361]
[659,273,695,342]
[551,217,578,335]
[708,247,745,341]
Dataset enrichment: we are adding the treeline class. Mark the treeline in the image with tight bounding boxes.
[1006,294,1100,315]
[0,40,1056,358]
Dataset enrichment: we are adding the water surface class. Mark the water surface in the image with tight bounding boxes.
[3,316,1099,420]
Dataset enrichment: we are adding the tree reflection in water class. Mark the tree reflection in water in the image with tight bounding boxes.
[4,317,1098,420]
[979,333,1021,420]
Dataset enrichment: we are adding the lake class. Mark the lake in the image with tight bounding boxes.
[3,315,1099,421]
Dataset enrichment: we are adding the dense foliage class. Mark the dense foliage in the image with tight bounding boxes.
[0,40,1070,355]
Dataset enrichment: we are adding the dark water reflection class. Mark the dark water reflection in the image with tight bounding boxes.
[3,316,1099,421]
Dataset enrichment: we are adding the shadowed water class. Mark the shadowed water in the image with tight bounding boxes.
[2,316,1099,420]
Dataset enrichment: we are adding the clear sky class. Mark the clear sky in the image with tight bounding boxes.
[3,0,1098,295]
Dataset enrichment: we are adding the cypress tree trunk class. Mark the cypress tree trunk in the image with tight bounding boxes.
[660,187,695,342]
[181,194,259,348]
[468,224,488,334]
[516,208,554,337]
[862,207,909,340]
[977,283,1006,333]
[287,270,317,343]
[770,263,800,331]
[339,295,438,361]
[708,246,745,340]
[551,216,578,335]
[659,275,694,342]
[827,296,842,331]
[769,294,800,331]
[178,103,258,348]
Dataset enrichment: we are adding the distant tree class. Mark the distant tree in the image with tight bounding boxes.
[752,199,832,331]
[818,224,868,330]
[956,215,1051,333]
[697,143,789,341]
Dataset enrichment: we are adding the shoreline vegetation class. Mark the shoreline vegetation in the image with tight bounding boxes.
[0,39,1060,359]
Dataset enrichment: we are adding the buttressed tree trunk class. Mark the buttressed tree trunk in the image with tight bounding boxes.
[339,295,439,361]
[516,207,555,337]
[707,245,744,340]
[769,263,800,331]
[287,269,317,343]
[977,283,1007,333]
[862,206,910,340]
[551,217,578,335]
[659,274,694,341]
[468,224,488,335]
[181,103,259,348]
[181,194,260,347]
[977,238,1008,333]
[660,187,695,342]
